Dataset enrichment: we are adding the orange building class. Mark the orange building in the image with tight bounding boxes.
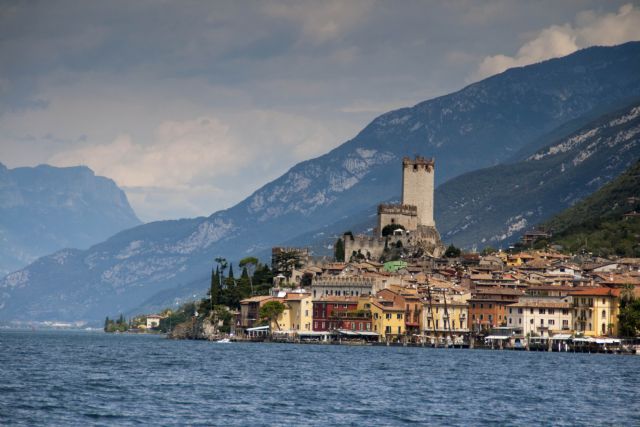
[468,288,522,332]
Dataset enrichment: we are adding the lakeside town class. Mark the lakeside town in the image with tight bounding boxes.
[120,156,640,354]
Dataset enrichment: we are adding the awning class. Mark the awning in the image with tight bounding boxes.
[246,325,270,332]
[484,335,510,340]
[551,334,572,340]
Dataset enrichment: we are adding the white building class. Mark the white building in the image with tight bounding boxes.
[506,297,572,337]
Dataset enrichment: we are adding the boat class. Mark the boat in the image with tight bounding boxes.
[216,338,231,343]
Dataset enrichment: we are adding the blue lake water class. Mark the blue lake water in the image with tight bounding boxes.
[1,330,639,426]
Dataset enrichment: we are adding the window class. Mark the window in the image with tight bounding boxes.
[562,309,568,315]
[509,308,512,314]
[452,320,456,329]
[385,326,391,333]
[602,310,606,318]
[386,313,391,320]
[530,308,534,314]
[519,318,522,324]
[435,320,439,328]
[530,319,534,324]
[480,304,484,309]
[397,313,403,320]
[472,303,476,308]
[509,318,512,324]
[563,320,568,327]
[305,310,308,317]
[489,304,493,309]
[472,314,476,320]
[314,321,318,329]
[602,298,606,305]
[548,309,555,315]
[480,314,484,320]
[488,315,493,322]
[518,308,523,314]
[548,319,555,325]
[397,326,401,334]
[540,319,544,325]
[539,308,546,315]
[322,321,325,328]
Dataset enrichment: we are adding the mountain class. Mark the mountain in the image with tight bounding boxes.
[542,159,640,257]
[0,163,141,276]
[2,42,640,322]
[435,99,640,249]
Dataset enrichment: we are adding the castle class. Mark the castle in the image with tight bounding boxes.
[343,156,444,261]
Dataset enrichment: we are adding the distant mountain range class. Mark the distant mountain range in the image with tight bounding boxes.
[2,42,640,322]
[0,163,140,276]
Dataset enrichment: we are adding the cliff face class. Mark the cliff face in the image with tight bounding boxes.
[2,42,640,322]
[0,163,141,276]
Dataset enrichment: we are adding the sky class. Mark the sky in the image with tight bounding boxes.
[1,1,640,222]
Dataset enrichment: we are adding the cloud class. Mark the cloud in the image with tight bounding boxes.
[471,3,640,81]
[45,110,347,221]
[263,0,374,45]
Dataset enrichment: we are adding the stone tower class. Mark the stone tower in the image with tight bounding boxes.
[401,156,435,227]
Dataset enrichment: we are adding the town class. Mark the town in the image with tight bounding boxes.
[126,156,640,354]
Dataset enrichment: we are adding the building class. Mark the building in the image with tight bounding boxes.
[145,314,163,329]
[468,288,523,331]
[422,292,470,336]
[370,296,406,341]
[569,288,621,336]
[311,276,374,299]
[239,295,277,330]
[377,285,422,336]
[286,292,313,332]
[506,297,572,337]
[312,296,360,331]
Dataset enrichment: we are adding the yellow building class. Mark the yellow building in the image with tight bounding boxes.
[422,292,469,336]
[370,296,405,341]
[570,288,620,337]
[285,292,313,332]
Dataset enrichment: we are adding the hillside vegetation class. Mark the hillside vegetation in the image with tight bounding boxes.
[543,160,640,257]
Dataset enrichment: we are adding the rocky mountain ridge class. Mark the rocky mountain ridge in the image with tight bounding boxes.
[0,163,141,276]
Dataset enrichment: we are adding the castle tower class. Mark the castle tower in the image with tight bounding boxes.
[401,156,435,227]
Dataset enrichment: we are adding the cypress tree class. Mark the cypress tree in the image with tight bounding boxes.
[228,263,234,279]
[334,237,345,262]
[210,267,221,306]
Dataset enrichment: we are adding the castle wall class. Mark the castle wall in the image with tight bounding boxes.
[377,204,418,235]
[401,157,435,227]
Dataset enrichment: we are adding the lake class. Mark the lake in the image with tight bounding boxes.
[1,330,639,426]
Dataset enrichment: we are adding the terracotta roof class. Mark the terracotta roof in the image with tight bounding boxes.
[240,295,276,303]
[569,287,621,297]
[508,300,571,309]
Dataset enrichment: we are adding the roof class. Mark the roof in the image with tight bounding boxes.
[240,295,275,304]
[569,287,621,297]
[508,300,570,309]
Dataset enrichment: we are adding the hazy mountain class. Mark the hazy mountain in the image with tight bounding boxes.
[2,42,640,322]
[0,164,141,276]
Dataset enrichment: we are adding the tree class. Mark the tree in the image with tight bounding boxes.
[215,257,228,289]
[444,244,461,258]
[259,301,286,330]
[618,285,640,337]
[210,267,220,307]
[334,237,345,262]
[239,257,259,295]
[382,224,406,237]
[104,316,110,332]
[272,250,302,281]
[481,246,497,256]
